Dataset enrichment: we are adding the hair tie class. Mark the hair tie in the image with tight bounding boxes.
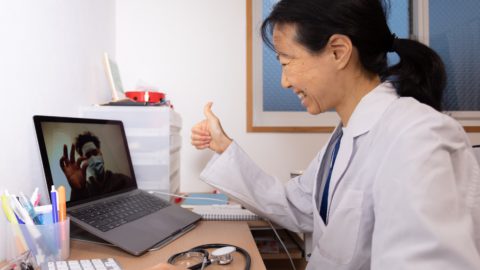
[388,33,397,52]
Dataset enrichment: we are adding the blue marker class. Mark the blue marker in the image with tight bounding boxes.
[18,192,41,224]
[51,186,58,223]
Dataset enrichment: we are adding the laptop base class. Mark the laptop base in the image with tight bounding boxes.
[70,221,197,251]
[71,222,113,246]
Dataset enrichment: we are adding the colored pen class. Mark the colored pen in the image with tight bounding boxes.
[14,194,55,261]
[1,192,16,223]
[30,187,40,206]
[9,196,27,224]
[51,185,58,223]
[1,191,28,254]
[50,186,61,257]
[9,195,38,228]
[33,204,52,224]
[57,186,67,222]
[18,192,41,224]
[9,194,42,253]
[57,186,68,259]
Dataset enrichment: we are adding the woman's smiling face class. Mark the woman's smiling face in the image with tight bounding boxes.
[273,23,344,115]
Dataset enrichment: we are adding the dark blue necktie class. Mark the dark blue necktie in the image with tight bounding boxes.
[320,134,342,224]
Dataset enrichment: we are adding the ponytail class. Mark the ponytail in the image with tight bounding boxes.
[386,38,447,111]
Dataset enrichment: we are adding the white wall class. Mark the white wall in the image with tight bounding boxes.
[0,0,116,261]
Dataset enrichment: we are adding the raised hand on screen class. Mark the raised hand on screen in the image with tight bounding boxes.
[59,143,87,189]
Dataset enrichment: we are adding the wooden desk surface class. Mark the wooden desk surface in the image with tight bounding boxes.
[69,221,266,270]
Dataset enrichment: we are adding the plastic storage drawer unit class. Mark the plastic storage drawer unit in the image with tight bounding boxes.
[79,106,181,195]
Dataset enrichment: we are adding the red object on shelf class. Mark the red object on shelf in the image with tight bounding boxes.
[125,91,165,103]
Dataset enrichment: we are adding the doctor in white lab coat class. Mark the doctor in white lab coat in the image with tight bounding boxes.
[189,0,480,269]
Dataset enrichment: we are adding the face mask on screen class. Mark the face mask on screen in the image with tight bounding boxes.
[86,155,105,184]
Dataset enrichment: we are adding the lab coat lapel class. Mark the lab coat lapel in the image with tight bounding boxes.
[328,82,399,203]
[315,82,399,226]
[329,130,353,196]
[312,126,342,230]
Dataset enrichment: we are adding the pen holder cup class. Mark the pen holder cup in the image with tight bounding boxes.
[5,218,70,265]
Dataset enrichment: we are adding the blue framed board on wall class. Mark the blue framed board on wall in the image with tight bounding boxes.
[246,0,480,132]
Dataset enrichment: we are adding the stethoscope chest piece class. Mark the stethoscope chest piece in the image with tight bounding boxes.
[211,246,236,265]
[168,243,250,270]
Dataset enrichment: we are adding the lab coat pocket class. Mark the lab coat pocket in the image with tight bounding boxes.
[317,189,364,264]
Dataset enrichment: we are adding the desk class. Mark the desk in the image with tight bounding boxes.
[69,221,266,270]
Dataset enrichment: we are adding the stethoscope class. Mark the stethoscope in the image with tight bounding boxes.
[167,243,251,270]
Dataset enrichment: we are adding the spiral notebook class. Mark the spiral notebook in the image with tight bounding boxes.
[190,205,261,221]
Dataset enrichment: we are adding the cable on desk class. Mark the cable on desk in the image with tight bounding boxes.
[266,219,297,270]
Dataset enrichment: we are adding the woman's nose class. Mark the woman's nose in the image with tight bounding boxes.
[281,71,292,89]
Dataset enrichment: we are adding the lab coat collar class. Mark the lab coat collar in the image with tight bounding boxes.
[343,81,398,138]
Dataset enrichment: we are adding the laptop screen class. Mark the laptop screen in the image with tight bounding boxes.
[33,115,137,206]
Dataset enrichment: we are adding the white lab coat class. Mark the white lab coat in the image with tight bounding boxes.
[200,82,480,269]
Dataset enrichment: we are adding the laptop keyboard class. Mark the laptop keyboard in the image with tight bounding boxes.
[69,192,170,232]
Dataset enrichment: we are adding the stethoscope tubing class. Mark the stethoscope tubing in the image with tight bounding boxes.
[167,243,251,270]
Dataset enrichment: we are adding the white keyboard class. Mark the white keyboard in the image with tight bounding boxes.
[42,258,122,270]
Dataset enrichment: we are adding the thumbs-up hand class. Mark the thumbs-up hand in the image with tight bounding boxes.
[191,102,232,154]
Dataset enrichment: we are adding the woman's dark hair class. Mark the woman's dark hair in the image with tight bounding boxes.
[261,0,446,111]
[75,131,101,156]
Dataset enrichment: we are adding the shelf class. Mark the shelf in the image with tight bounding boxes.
[251,228,305,260]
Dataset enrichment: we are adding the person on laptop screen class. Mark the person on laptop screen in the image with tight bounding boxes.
[59,131,134,201]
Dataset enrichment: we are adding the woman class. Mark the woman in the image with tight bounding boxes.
[156,0,480,269]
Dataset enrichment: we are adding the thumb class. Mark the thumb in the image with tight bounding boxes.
[203,102,218,121]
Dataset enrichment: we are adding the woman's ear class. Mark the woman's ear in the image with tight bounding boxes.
[326,34,352,70]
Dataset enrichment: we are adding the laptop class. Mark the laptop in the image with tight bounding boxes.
[33,115,201,256]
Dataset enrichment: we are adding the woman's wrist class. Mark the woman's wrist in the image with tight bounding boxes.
[217,137,233,154]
